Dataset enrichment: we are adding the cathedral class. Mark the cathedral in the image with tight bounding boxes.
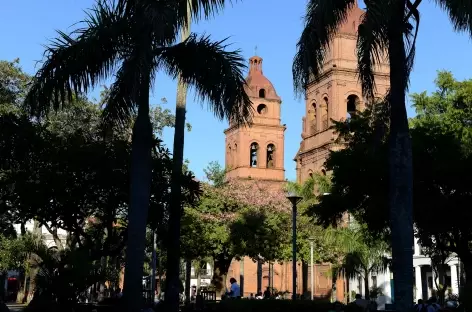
[222,1,390,300]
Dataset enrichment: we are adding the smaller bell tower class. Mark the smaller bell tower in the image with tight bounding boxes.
[224,56,286,182]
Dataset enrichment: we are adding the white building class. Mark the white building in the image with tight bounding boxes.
[348,236,460,309]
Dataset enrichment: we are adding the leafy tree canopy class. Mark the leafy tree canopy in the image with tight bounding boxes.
[312,71,472,274]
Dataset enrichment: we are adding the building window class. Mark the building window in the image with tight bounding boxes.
[347,94,360,119]
[227,145,232,167]
[250,143,259,167]
[372,275,377,288]
[321,97,329,129]
[257,104,268,115]
[308,170,313,179]
[259,89,266,98]
[267,144,275,168]
[311,102,317,133]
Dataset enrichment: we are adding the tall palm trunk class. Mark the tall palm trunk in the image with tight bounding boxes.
[164,4,191,311]
[185,260,191,303]
[387,2,414,311]
[123,72,153,312]
[364,271,370,300]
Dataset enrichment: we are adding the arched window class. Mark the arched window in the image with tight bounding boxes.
[250,143,259,167]
[259,88,266,98]
[347,94,360,119]
[257,104,268,115]
[308,170,313,179]
[310,102,317,133]
[321,97,329,129]
[227,145,232,167]
[266,144,275,168]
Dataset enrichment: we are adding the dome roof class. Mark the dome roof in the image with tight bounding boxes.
[244,56,280,101]
[338,2,364,35]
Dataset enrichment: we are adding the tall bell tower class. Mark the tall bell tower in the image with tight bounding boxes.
[224,55,286,183]
[294,3,390,183]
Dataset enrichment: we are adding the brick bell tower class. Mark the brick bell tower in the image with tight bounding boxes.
[294,2,390,183]
[224,55,286,183]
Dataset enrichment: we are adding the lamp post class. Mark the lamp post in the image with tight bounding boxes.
[308,237,315,300]
[286,192,302,300]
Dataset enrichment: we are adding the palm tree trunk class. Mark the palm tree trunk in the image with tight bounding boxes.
[185,260,191,304]
[387,2,414,311]
[364,272,370,300]
[122,72,153,312]
[164,3,191,311]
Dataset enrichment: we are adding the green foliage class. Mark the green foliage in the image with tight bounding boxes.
[0,59,29,109]
[0,234,33,273]
[203,161,227,188]
[313,71,472,294]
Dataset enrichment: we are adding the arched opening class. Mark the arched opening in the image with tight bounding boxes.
[266,144,275,168]
[259,88,266,98]
[321,97,329,129]
[321,169,326,176]
[257,104,268,115]
[227,145,232,167]
[250,143,259,168]
[347,94,360,119]
[311,102,317,133]
[308,170,313,179]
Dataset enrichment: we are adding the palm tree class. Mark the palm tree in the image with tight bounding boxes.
[293,1,472,311]
[336,228,390,300]
[24,1,252,311]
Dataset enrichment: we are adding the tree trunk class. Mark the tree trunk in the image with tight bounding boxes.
[185,260,191,304]
[364,273,370,300]
[302,260,308,297]
[164,3,191,311]
[211,257,232,296]
[387,3,414,311]
[122,74,153,312]
[196,269,201,295]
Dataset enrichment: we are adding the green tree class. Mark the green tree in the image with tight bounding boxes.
[23,1,251,310]
[313,72,472,305]
[293,2,472,311]
[203,161,227,188]
[335,226,390,300]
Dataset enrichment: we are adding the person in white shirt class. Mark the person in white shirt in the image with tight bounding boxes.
[227,278,241,299]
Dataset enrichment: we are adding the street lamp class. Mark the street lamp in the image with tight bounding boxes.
[308,237,315,300]
[286,192,302,300]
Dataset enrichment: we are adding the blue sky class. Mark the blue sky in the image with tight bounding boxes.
[1,0,471,181]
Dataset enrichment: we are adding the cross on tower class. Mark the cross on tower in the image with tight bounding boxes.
[254,45,258,56]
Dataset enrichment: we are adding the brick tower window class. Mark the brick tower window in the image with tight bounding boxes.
[257,104,268,115]
[311,102,317,133]
[267,144,275,168]
[250,143,259,167]
[347,94,360,119]
[321,97,329,129]
[259,88,266,98]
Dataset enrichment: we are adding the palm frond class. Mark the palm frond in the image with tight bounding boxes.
[404,0,420,90]
[356,0,389,99]
[435,0,472,36]
[24,0,129,117]
[293,0,356,95]
[102,54,142,127]
[156,34,252,125]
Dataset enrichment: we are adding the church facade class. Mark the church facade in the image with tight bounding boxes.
[294,4,390,182]
[216,1,393,302]
[223,55,342,300]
